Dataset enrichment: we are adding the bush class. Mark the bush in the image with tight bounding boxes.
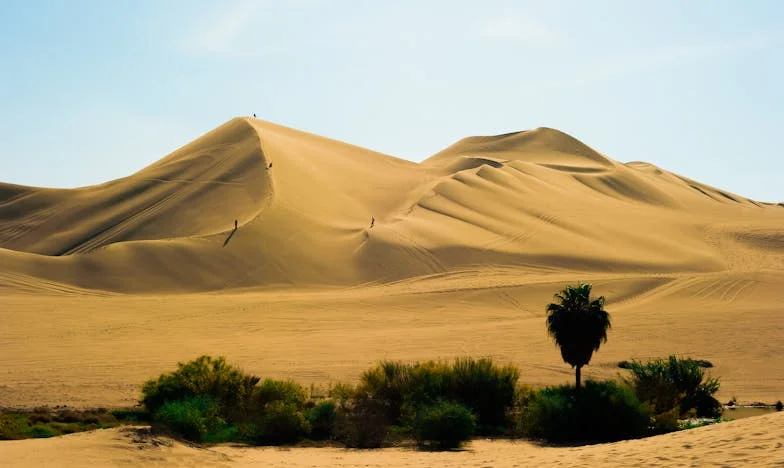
[521,380,649,443]
[252,401,310,445]
[413,401,476,450]
[306,401,336,440]
[451,358,519,433]
[30,425,56,438]
[775,401,783,412]
[153,396,225,442]
[141,355,259,421]
[333,390,389,448]
[358,358,519,434]
[254,379,307,408]
[358,361,418,422]
[624,355,722,418]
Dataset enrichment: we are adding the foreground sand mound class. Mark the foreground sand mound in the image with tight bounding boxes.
[1,412,781,467]
[1,117,782,292]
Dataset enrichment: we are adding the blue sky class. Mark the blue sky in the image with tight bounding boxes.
[1,0,782,202]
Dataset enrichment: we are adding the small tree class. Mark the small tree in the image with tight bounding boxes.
[545,284,611,391]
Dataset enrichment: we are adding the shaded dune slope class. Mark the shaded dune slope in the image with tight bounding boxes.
[1,119,782,292]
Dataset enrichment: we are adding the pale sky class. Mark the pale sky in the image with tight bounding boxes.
[1,0,782,201]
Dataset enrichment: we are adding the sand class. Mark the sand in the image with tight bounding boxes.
[1,412,782,467]
[1,117,783,464]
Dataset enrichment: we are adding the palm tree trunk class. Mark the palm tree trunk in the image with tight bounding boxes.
[575,365,582,392]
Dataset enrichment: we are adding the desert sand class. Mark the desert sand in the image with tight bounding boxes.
[1,117,783,464]
[1,412,782,467]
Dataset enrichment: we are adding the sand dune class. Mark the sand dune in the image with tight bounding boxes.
[1,412,782,467]
[1,118,783,465]
[1,117,782,292]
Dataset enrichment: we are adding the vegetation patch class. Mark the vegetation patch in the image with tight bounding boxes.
[622,355,722,429]
[0,407,142,440]
[413,401,476,450]
[519,380,650,443]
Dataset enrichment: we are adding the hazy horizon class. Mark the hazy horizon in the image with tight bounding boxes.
[1,0,782,201]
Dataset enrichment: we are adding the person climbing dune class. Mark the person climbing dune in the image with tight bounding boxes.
[234,219,238,230]
[370,216,375,229]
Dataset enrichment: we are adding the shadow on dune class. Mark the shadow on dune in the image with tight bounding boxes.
[223,228,236,247]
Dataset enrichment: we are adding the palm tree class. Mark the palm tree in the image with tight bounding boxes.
[546,283,611,392]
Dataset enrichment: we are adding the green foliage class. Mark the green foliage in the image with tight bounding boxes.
[306,400,336,440]
[0,414,33,440]
[358,358,519,434]
[413,401,476,450]
[359,360,419,422]
[110,409,148,422]
[545,284,611,389]
[141,355,259,421]
[252,401,310,445]
[141,357,319,444]
[0,409,131,440]
[332,388,390,448]
[451,358,519,432]
[254,379,307,408]
[520,380,649,443]
[30,425,56,438]
[624,355,722,419]
[153,396,225,442]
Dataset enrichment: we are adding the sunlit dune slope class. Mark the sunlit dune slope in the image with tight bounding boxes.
[0,118,782,292]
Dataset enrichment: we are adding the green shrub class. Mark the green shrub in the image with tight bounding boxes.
[358,361,416,422]
[153,396,225,442]
[521,380,649,443]
[624,355,722,418]
[254,379,307,408]
[204,424,240,443]
[30,425,56,438]
[141,355,259,421]
[333,391,389,448]
[413,401,476,450]
[358,358,519,434]
[508,384,537,437]
[306,400,336,440]
[450,358,519,433]
[252,401,310,445]
[110,409,148,422]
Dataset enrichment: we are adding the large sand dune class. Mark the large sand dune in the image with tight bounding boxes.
[1,117,782,413]
[2,117,782,293]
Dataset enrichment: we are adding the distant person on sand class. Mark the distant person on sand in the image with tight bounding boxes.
[253,113,256,118]
[234,219,238,230]
[268,162,272,169]
[370,216,375,229]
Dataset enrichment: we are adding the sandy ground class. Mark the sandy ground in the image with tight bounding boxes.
[1,272,783,408]
[1,412,782,467]
[1,118,783,465]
